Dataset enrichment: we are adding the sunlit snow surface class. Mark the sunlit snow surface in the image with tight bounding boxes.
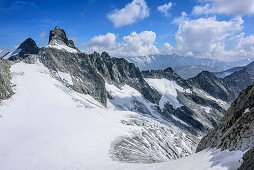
[144,78,191,110]
[0,61,244,170]
[46,44,78,53]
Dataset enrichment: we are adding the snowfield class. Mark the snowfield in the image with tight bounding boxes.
[144,78,191,110]
[0,61,244,170]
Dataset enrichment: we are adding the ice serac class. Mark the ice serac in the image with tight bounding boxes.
[9,38,39,61]
[196,82,254,152]
[48,26,78,50]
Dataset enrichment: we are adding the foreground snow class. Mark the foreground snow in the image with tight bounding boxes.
[132,149,244,170]
[0,61,244,170]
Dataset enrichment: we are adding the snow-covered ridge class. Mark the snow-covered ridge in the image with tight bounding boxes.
[46,44,78,53]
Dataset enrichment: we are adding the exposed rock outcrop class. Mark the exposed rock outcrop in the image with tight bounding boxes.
[196,82,254,152]
[48,26,79,50]
[238,147,254,170]
[188,71,235,102]
[223,61,254,97]
[0,58,13,101]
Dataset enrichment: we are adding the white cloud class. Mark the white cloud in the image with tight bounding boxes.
[84,33,116,47]
[192,4,211,15]
[233,33,254,58]
[83,31,159,56]
[107,0,149,27]
[192,0,254,16]
[160,43,174,55]
[172,12,188,24]
[174,16,244,60]
[158,2,172,17]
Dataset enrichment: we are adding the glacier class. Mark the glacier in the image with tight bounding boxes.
[0,60,244,170]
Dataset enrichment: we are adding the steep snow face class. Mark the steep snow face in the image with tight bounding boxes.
[106,83,156,116]
[144,78,191,110]
[46,40,78,53]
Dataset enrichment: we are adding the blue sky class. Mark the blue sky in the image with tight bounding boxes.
[1,0,254,61]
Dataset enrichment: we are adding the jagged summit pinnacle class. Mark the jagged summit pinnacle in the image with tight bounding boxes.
[48,26,77,50]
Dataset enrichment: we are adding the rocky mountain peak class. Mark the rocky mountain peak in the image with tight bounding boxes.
[18,38,39,52]
[8,38,39,61]
[48,26,77,49]
[163,67,174,73]
[187,70,235,102]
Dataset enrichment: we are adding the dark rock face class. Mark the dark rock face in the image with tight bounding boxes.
[223,62,254,97]
[196,82,254,152]
[38,48,107,105]
[9,38,39,61]
[91,52,162,104]
[0,58,14,101]
[49,26,78,50]
[188,71,235,102]
[238,147,254,170]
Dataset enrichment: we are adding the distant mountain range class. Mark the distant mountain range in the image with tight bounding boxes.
[123,54,254,79]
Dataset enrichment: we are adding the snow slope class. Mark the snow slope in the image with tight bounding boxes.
[0,61,244,170]
[144,78,191,110]
[0,61,137,170]
[134,149,244,170]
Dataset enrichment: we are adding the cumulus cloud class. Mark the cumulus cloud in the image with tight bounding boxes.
[157,2,172,17]
[192,0,254,16]
[174,16,246,61]
[107,0,149,27]
[160,43,174,55]
[83,31,159,56]
[84,33,116,47]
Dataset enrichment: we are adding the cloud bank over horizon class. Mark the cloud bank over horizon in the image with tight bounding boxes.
[1,0,254,62]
